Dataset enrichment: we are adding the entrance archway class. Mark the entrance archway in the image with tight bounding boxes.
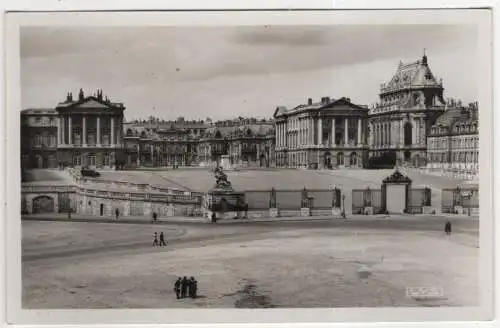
[404,150,411,162]
[259,154,267,167]
[337,152,344,166]
[404,122,413,146]
[349,152,357,166]
[32,195,55,213]
[324,152,332,169]
[36,155,43,168]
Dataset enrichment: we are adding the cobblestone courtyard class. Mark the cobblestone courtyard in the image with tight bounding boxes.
[22,217,479,309]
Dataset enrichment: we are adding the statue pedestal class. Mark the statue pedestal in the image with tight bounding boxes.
[203,187,245,220]
[220,155,232,171]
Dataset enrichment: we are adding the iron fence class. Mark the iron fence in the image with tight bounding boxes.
[441,187,479,213]
[409,188,431,214]
[352,188,383,214]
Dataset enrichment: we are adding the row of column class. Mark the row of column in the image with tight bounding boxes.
[57,115,120,146]
[371,117,425,148]
[276,117,365,149]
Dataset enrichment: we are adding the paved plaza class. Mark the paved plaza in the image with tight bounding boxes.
[22,216,479,309]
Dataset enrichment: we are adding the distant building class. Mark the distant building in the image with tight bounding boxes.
[198,117,275,168]
[274,96,370,169]
[369,53,446,166]
[21,108,59,169]
[427,102,479,179]
[122,117,208,167]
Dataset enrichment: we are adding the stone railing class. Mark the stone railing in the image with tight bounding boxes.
[21,184,77,193]
[65,167,190,194]
[21,182,202,205]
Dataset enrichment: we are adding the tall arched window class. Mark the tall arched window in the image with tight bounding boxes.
[404,122,413,146]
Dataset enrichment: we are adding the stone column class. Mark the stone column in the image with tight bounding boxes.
[61,117,65,145]
[68,116,73,145]
[317,118,322,145]
[412,118,417,145]
[111,116,115,145]
[96,116,101,146]
[279,124,282,147]
[150,144,154,165]
[399,121,404,146]
[368,122,373,146]
[344,118,349,146]
[56,116,61,144]
[416,118,421,146]
[82,115,87,146]
[387,123,391,146]
[331,118,336,146]
[357,118,362,146]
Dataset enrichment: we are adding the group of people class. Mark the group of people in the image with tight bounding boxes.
[174,276,198,299]
[153,232,167,247]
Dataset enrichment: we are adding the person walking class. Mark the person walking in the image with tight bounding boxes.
[153,232,159,247]
[181,276,188,298]
[115,208,120,220]
[152,211,158,223]
[189,277,198,299]
[159,232,167,247]
[445,220,452,237]
[174,277,181,299]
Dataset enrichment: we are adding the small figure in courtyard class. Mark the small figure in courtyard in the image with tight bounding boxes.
[115,208,120,220]
[181,276,189,298]
[159,231,167,246]
[211,212,217,223]
[189,276,198,298]
[174,277,181,299]
[152,211,158,223]
[68,208,72,219]
[445,220,452,236]
[153,232,159,247]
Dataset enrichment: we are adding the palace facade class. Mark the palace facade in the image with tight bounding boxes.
[21,91,275,170]
[197,118,275,168]
[21,89,125,170]
[368,53,447,166]
[426,102,479,179]
[21,53,479,174]
[122,117,208,167]
[274,97,370,169]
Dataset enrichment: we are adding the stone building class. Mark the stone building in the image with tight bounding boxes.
[122,117,208,167]
[197,117,275,168]
[369,53,446,166]
[55,89,125,169]
[21,108,59,169]
[427,102,479,179]
[274,96,370,169]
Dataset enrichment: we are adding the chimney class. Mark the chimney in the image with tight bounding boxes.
[307,98,313,105]
[78,88,84,101]
[324,96,330,104]
[346,98,351,103]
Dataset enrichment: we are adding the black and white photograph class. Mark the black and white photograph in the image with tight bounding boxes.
[3,7,495,326]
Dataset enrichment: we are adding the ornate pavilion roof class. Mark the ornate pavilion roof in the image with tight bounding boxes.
[380,54,442,94]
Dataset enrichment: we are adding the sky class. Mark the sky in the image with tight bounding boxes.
[20,25,478,121]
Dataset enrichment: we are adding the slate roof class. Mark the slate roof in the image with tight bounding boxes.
[382,55,442,93]
[434,107,471,127]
